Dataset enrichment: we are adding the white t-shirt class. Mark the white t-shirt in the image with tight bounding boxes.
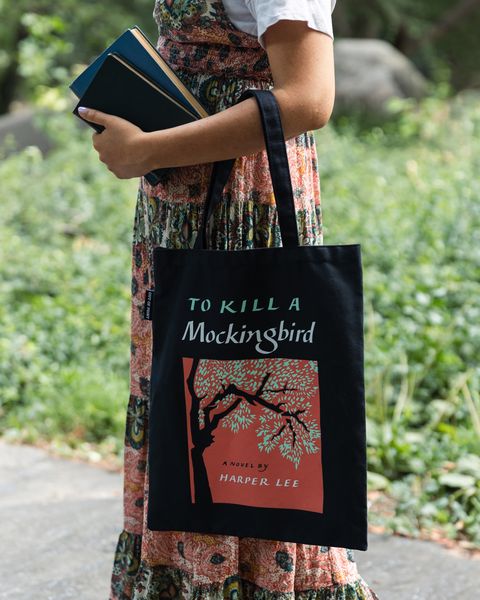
[222,0,336,50]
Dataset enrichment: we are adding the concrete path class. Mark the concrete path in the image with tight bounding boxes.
[0,439,122,600]
[356,531,479,598]
[1,439,478,599]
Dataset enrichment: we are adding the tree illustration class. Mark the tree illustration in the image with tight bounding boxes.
[186,357,321,503]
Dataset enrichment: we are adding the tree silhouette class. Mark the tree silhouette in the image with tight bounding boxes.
[185,357,321,504]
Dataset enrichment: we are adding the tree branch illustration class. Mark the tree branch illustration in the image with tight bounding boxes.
[191,365,309,448]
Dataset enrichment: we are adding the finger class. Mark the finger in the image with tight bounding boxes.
[92,130,103,146]
[77,106,109,126]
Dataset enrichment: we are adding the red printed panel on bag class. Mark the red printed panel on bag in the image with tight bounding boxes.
[182,356,324,513]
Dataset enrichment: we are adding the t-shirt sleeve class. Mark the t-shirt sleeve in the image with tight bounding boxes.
[246,0,336,50]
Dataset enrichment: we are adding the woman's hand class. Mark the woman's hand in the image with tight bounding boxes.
[76,22,335,173]
[77,106,154,179]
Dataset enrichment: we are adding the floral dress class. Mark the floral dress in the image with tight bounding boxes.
[109,1,380,598]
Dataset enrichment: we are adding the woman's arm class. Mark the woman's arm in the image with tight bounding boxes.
[81,21,335,177]
[144,21,335,169]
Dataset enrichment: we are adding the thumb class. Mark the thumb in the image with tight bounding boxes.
[77,106,110,125]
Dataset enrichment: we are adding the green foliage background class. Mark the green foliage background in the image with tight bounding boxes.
[322,91,480,547]
[0,113,136,457]
[0,0,157,113]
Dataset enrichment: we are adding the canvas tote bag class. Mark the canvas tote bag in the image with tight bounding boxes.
[144,88,368,550]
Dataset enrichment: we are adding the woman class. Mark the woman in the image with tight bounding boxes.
[77,0,379,598]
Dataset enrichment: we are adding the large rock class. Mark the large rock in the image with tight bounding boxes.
[0,106,55,157]
[333,38,429,117]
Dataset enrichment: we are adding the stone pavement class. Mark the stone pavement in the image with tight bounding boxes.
[1,439,478,599]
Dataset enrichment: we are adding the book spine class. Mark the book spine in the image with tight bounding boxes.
[144,171,160,186]
[144,168,171,186]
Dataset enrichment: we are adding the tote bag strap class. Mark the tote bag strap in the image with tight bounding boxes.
[193,88,299,250]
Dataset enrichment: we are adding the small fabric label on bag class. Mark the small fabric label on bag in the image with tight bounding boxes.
[143,289,155,320]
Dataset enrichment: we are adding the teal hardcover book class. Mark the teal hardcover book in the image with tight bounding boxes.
[69,25,208,119]
[70,26,210,185]
[72,51,203,186]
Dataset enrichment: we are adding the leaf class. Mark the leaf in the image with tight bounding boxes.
[456,455,480,478]
[367,471,390,491]
[438,473,476,489]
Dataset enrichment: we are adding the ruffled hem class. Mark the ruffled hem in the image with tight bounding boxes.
[110,530,380,600]
[133,186,323,250]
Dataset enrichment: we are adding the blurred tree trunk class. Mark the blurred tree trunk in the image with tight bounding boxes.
[0,18,28,114]
[406,0,480,54]
[332,0,480,88]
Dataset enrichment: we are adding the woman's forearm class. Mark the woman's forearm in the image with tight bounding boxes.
[142,89,328,171]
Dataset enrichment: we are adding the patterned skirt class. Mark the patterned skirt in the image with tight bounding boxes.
[109,127,379,599]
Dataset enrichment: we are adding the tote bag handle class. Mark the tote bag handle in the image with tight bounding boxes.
[194,88,299,250]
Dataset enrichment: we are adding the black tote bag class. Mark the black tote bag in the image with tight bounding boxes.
[145,88,368,551]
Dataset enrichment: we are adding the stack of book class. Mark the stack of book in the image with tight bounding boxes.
[70,25,209,185]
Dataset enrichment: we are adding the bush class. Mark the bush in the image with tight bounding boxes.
[0,112,137,455]
[319,89,480,546]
